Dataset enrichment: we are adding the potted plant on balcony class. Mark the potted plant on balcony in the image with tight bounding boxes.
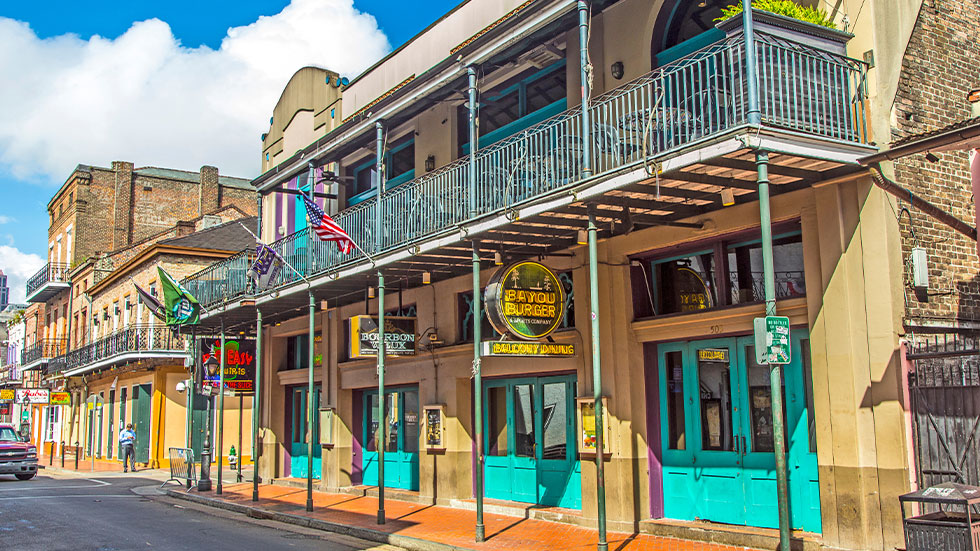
[714,0,853,55]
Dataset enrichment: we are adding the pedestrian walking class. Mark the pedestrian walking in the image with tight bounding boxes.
[119,424,137,473]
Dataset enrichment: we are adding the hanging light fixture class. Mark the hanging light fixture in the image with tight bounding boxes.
[720,189,735,207]
[577,230,588,245]
[422,272,431,285]
[493,251,503,266]
[368,286,376,299]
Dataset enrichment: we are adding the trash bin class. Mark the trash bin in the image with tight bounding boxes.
[900,482,980,551]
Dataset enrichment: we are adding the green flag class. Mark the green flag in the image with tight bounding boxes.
[158,266,200,326]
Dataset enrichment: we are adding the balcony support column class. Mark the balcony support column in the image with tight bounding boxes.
[743,0,761,125]
[578,0,592,178]
[756,151,790,551]
[375,121,384,254]
[472,240,485,542]
[306,291,315,512]
[253,309,262,502]
[376,272,386,525]
[587,206,607,551]
[186,327,195,452]
[467,66,478,218]
[217,321,226,495]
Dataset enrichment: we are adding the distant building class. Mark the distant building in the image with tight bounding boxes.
[0,269,8,309]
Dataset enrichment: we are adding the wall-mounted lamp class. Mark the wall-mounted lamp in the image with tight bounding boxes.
[422,272,431,285]
[720,189,735,207]
[610,61,625,80]
[576,230,588,245]
[425,155,435,172]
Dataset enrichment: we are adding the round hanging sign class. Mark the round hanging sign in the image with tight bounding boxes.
[485,261,566,340]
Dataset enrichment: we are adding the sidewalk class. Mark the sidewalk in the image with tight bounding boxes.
[167,483,764,551]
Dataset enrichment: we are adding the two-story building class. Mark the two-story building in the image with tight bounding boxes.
[176,1,971,550]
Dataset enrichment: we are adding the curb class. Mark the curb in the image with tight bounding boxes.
[166,489,475,551]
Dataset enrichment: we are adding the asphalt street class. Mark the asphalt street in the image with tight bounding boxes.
[0,470,404,551]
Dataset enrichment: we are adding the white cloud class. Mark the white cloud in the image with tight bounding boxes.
[0,245,44,303]
[0,0,390,182]
[0,216,12,224]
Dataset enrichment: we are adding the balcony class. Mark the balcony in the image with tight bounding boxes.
[26,262,71,303]
[47,324,188,377]
[21,338,68,370]
[184,30,871,320]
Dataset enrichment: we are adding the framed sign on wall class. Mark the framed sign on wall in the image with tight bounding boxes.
[577,396,610,455]
[424,404,446,452]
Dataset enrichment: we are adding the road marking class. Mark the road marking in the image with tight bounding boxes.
[0,494,136,500]
[0,479,111,492]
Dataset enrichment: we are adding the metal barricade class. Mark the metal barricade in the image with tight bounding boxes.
[162,447,197,491]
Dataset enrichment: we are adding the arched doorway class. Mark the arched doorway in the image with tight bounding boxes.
[651,0,730,68]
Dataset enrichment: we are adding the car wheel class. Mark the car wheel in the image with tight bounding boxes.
[15,473,36,481]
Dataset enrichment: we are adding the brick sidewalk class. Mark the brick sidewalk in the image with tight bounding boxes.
[171,483,763,551]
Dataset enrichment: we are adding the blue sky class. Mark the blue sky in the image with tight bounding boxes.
[0,0,458,302]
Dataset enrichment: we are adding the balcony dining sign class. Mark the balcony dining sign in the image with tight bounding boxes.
[199,337,256,395]
[349,316,417,359]
[482,260,573,358]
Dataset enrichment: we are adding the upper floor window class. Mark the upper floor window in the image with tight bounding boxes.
[632,225,805,318]
[348,136,416,205]
[284,332,322,371]
[459,59,567,153]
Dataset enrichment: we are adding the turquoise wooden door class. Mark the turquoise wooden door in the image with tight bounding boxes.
[190,393,209,459]
[362,387,420,491]
[658,332,820,532]
[133,384,152,464]
[484,375,580,509]
[289,385,321,479]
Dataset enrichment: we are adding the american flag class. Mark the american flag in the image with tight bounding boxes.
[301,192,354,254]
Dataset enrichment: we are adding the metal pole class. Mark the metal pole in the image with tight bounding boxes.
[743,0,761,125]
[587,207,607,551]
[757,151,790,551]
[307,291,315,512]
[472,241,485,542]
[238,393,243,482]
[376,272,386,524]
[253,309,262,501]
[467,66,478,217]
[186,327,195,451]
[217,325,226,495]
[578,0,592,178]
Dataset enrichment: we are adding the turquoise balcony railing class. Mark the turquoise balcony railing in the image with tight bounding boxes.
[184,32,868,310]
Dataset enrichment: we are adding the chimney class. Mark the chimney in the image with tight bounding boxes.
[111,161,134,249]
[200,165,220,216]
[970,89,980,118]
[175,220,195,237]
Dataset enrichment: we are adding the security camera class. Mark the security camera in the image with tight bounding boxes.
[176,381,186,393]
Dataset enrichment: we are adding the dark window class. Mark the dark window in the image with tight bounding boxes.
[457,291,499,343]
[284,333,318,371]
[558,271,575,329]
[347,137,416,205]
[386,304,416,318]
[665,350,686,450]
[634,228,804,318]
[458,59,567,152]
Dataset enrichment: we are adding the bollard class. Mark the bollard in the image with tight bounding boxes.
[74,442,79,470]
[61,442,65,468]
[198,442,212,492]
[49,442,54,466]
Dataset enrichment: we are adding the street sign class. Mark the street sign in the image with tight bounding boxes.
[85,394,104,410]
[754,316,791,365]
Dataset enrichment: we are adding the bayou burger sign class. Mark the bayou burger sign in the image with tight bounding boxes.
[484,261,573,357]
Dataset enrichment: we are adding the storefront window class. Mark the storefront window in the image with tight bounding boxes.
[488,387,508,456]
[514,384,535,457]
[634,226,804,319]
[541,382,567,460]
[744,345,786,453]
[698,349,733,451]
[801,339,816,453]
[653,251,716,315]
[665,351,686,450]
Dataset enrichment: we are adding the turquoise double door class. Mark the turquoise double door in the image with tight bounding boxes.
[362,387,420,491]
[484,375,581,509]
[658,330,821,532]
[289,385,321,479]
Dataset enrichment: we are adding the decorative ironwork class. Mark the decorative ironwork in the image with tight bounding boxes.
[184,32,869,311]
[25,263,69,298]
[21,338,68,366]
[46,324,186,375]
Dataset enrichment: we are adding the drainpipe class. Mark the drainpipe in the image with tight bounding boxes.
[375,118,387,525]
[253,309,262,502]
[307,291,315,512]
[472,240,485,542]
[217,322,226,495]
[743,0,761,125]
[586,206,607,551]
[757,152,790,551]
[578,1,592,178]
[468,66,479,218]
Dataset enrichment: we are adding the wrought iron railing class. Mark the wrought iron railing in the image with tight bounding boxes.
[22,338,68,366]
[26,263,70,298]
[47,324,187,375]
[184,32,868,309]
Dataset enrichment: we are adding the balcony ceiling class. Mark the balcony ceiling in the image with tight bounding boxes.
[192,128,870,334]
[26,281,70,304]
